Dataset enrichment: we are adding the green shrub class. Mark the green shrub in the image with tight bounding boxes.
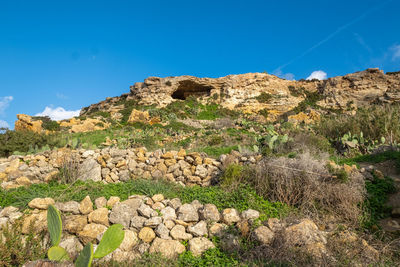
[258,108,269,118]
[292,90,323,113]
[317,105,400,148]
[288,85,303,97]
[220,164,245,188]
[362,175,396,229]
[255,92,273,103]
[178,248,239,266]
[32,116,61,131]
[208,135,223,146]
[0,129,51,157]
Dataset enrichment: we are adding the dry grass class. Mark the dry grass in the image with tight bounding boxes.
[56,152,80,184]
[251,153,365,224]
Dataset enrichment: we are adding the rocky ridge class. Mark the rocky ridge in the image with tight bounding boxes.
[81,68,400,120]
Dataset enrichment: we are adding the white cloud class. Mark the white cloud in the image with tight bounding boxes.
[0,120,9,129]
[306,70,327,80]
[35,106,81,121]
[0,96,13,115]
[391,44,400,61]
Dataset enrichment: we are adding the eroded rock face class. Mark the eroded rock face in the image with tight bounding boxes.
[317,68,400,110]
[80,69,400,122]
[14,114,43,133]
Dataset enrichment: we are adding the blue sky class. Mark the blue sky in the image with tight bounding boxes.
[1,0,399,128]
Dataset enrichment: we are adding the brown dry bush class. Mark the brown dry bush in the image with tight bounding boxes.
[0,220,48,266]
[56,152,80,184]
[250,153,365,224]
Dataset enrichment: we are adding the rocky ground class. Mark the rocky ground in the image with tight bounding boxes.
[1,68,400,266]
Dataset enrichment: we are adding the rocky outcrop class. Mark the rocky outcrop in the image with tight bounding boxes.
[14,114,43,133]
[14,115,110,134]
[59,117,110,133]
[81,68,400,121]
[317,68,400,110]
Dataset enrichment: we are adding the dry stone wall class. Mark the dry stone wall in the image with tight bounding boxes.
[0,147,260,190]
[1,194,379,263]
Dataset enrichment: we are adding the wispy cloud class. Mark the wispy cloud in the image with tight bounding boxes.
[272,69,295,80]
[307,70,327,80]
[56,93,69,100]
[353,33,372,53]
[0,96,13,115]
[275,0,393,72]
[391,44,400,61]
[35,106,81,121]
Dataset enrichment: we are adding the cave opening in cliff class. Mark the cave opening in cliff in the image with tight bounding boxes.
[171,80,213,100]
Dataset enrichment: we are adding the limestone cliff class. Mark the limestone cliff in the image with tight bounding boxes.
[80,68,400,120]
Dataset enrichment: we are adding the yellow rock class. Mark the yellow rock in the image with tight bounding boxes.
[107,196,120,208]
[28,197,55,209]
[177,149,187,157]
[88,208,109,226]
[22,210,47,234]
[14,114,43,133]
[149,117,161,125]
[15,176,31,186]
[288,110,320,125]
[161,152,175,159]
[45,170,59,182]
[79,196,94,215]
[138,227,156,243]
[0,172,7,182]
[128,109,150,124]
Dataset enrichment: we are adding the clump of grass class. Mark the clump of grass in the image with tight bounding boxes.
[195,145,238,158]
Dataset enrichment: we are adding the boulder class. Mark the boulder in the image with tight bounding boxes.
[119,230,139,251]
[189,237,215,256]
[222,208,240,225]
[28,198,55,210]
[79,196,93,215]
[199,204,220,222]
[149,238,186,259]
[88,208,109,226]
[64,215,88,234]
[253,226,274,245]
[77,223,107,244]
[188,221,208,237]
[177,204,199,222]
[55,201,80,214]
[170,225,193,240]
[138,227,156,243]
[78,159,101,182]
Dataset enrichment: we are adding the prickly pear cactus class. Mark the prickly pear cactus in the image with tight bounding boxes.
[93,224,125,259]
[75,243,94,267]
[47,205,62,246]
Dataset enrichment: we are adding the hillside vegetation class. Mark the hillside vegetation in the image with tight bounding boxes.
[1,78,400,266]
